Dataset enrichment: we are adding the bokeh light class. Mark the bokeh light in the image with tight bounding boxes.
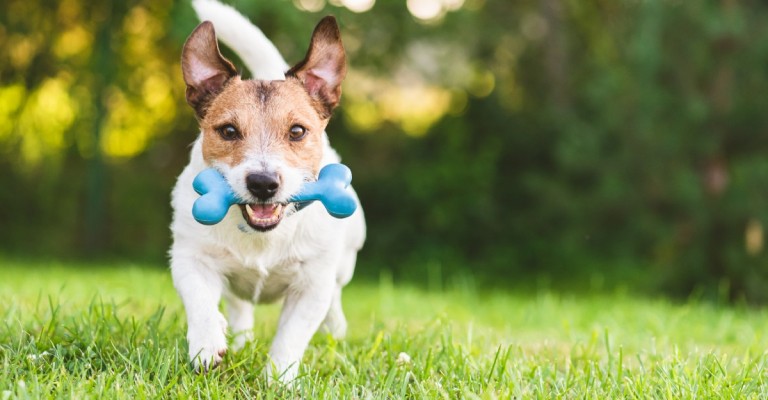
[407,0,465,22]
[341,0,375,13]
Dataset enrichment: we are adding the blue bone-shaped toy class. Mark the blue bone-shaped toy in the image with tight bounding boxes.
[192,163,357,225]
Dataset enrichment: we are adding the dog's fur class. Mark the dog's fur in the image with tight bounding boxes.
[169,0,365,382]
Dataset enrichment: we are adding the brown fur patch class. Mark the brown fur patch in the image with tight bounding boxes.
[186,17,346,176]
[199,79,327,173]
[181,21,238,119]
[286,16,346,118]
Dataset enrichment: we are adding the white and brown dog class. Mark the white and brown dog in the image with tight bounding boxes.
[169,0,365,382]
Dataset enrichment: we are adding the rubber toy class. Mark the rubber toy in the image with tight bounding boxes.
[192,163,357,225]
[191,168,242,225]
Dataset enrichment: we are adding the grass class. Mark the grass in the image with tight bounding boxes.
[2,258,768,398]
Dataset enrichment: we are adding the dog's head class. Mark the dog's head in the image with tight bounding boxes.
[181,17,346,232]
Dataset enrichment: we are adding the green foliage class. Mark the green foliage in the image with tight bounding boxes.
[3,259,768,397]
[2,0,768,299]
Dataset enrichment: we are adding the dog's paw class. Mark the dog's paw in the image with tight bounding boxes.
[321,316,347,340]
[188,313,228,372]
[321,307,347,339]
[266,361,300,385]
[192,347,228,373]
[230,330,254,352]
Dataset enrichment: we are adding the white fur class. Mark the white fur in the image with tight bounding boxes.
[191,0,288,80]
[171,1,366,382]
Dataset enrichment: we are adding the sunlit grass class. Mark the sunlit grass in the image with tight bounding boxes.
[2,257,768,398]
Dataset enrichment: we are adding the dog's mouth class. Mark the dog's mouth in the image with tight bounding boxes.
[239,203,286,231]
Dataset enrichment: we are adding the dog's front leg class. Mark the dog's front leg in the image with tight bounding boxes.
[267,268,335,383]
[171,257,228,372]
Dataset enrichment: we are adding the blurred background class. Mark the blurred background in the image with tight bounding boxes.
[2,0,768,301]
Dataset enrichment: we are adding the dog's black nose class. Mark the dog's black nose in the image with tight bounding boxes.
[246,172,280,200]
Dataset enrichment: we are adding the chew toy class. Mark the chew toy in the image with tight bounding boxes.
[192,163,357,225]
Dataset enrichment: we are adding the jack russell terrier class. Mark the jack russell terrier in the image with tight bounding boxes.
[169,0,366,382]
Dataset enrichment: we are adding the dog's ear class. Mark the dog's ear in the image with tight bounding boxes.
[287,16,347,118]
[181,21,238,118]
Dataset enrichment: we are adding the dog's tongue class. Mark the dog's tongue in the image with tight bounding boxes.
[249,203,278,219]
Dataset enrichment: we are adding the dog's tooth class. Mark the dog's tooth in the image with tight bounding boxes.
[242,203,283,226]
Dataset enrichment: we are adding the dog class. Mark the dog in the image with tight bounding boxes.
[169,0,366,382]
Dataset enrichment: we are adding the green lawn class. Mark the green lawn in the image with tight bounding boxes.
[2,258,768,398]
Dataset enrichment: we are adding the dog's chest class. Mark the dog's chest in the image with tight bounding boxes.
[224,260,298,303]
[214,234,301,302]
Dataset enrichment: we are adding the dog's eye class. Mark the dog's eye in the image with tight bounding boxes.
[216,124,241,141]
[289,125,307,141]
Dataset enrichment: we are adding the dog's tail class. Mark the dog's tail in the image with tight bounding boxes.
[191,0,289,80]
